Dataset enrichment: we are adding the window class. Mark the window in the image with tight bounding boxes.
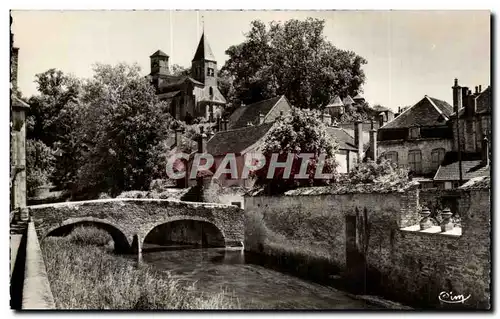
[207,68,215,77]
[431,148,446,170]
[382,151,398,165]
[408,150,422,173]
[409,127,420,139]
[209,87,214,96]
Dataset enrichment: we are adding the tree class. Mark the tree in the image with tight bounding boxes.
[75,63,172,197]
[221,18,367,109]
[347,158,409,187]
[26,139,54,196]
[26,69,81,146]
[25,69,82,190]
[253,108,339,194]
[171,64,190,77]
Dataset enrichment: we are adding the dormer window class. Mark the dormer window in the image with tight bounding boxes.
[409,127,420,139]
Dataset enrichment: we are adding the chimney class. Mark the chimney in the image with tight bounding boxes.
[452,78,462,113]
[198,126,208,153]
[368,122,377,160]
[354,121,363,162]
[467,93,477,117]
[461,87,469,110]
[482,136,489,166]
[174,128,180,147]
[378,113,385,128]
[479,85,482,93]
[259,112,265,124]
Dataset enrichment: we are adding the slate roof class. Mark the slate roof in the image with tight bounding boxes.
[150,50,169,58]
[434,160,490,181]
[194,85,227,104]
[192,32,216,62]
[371,104,392,113]
[326,127,357,151]
[157,90,182,100]
[380,95,453,130]
[353,93,365,101]
[343,95,355,106]
[326,95,344,108]
[207,122,275,156]
[230,96,284,129]
[157,76,204,94]
[455,86,492,118]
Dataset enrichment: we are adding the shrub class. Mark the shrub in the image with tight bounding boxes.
[68,226,112,247]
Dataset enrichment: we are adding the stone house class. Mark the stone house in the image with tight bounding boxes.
[148,33,227,122]
[206,116,372,188]
[432,79,491,189]
[227,95,293,130]
[377,95,454,179]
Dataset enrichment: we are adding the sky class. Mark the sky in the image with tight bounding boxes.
[11,10,490,111]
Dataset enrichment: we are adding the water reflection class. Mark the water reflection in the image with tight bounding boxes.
[142,244,380,310]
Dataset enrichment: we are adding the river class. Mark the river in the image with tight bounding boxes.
[141,245,383,310]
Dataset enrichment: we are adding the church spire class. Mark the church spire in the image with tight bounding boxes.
[192,32,216,63]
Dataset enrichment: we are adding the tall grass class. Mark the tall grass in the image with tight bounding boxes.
[41,227,237,310]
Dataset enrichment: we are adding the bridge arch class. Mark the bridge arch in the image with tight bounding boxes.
[43,217,131,253]
[142,216,227,249]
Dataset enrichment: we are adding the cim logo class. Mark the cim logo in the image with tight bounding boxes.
[438,291,471,304]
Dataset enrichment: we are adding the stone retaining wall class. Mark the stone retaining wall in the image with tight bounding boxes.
[22,222,55,310]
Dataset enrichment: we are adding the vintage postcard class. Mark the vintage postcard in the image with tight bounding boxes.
[9,10,491,310]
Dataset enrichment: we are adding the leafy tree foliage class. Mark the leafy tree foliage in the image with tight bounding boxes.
[221,18,367,109]
[26,139,54,196]
[75,63,172,197]
[347,158,409,187]
[254,108,339,194]
[26,69,81,146]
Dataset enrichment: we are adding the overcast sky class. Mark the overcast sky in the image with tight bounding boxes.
[11,10,490,111]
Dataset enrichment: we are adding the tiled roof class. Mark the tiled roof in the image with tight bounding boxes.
[231,96,284,129]
[476,86,491,114]
[343,95,355,105]
[326,95,344,107]
[207,122,275,156]
[353,93,365,101]
[192,32,216,62]
[158,76,204,93]
[194,85,227,104]
[371,104,392,113]
[459,176,490,190]
[157,90,182,100]
[380,95,452,130]
[150,50,169,58]
[433,160,490,181]
[326,127,357,151]
[326,95,344,108]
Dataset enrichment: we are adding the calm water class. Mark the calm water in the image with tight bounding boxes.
[141,245,382,310]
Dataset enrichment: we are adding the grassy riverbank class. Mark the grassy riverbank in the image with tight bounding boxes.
[41,227,237,310]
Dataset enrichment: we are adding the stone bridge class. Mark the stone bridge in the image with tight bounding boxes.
[28,198,244,257]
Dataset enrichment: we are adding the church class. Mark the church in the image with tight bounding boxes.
[148,33,227,123]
